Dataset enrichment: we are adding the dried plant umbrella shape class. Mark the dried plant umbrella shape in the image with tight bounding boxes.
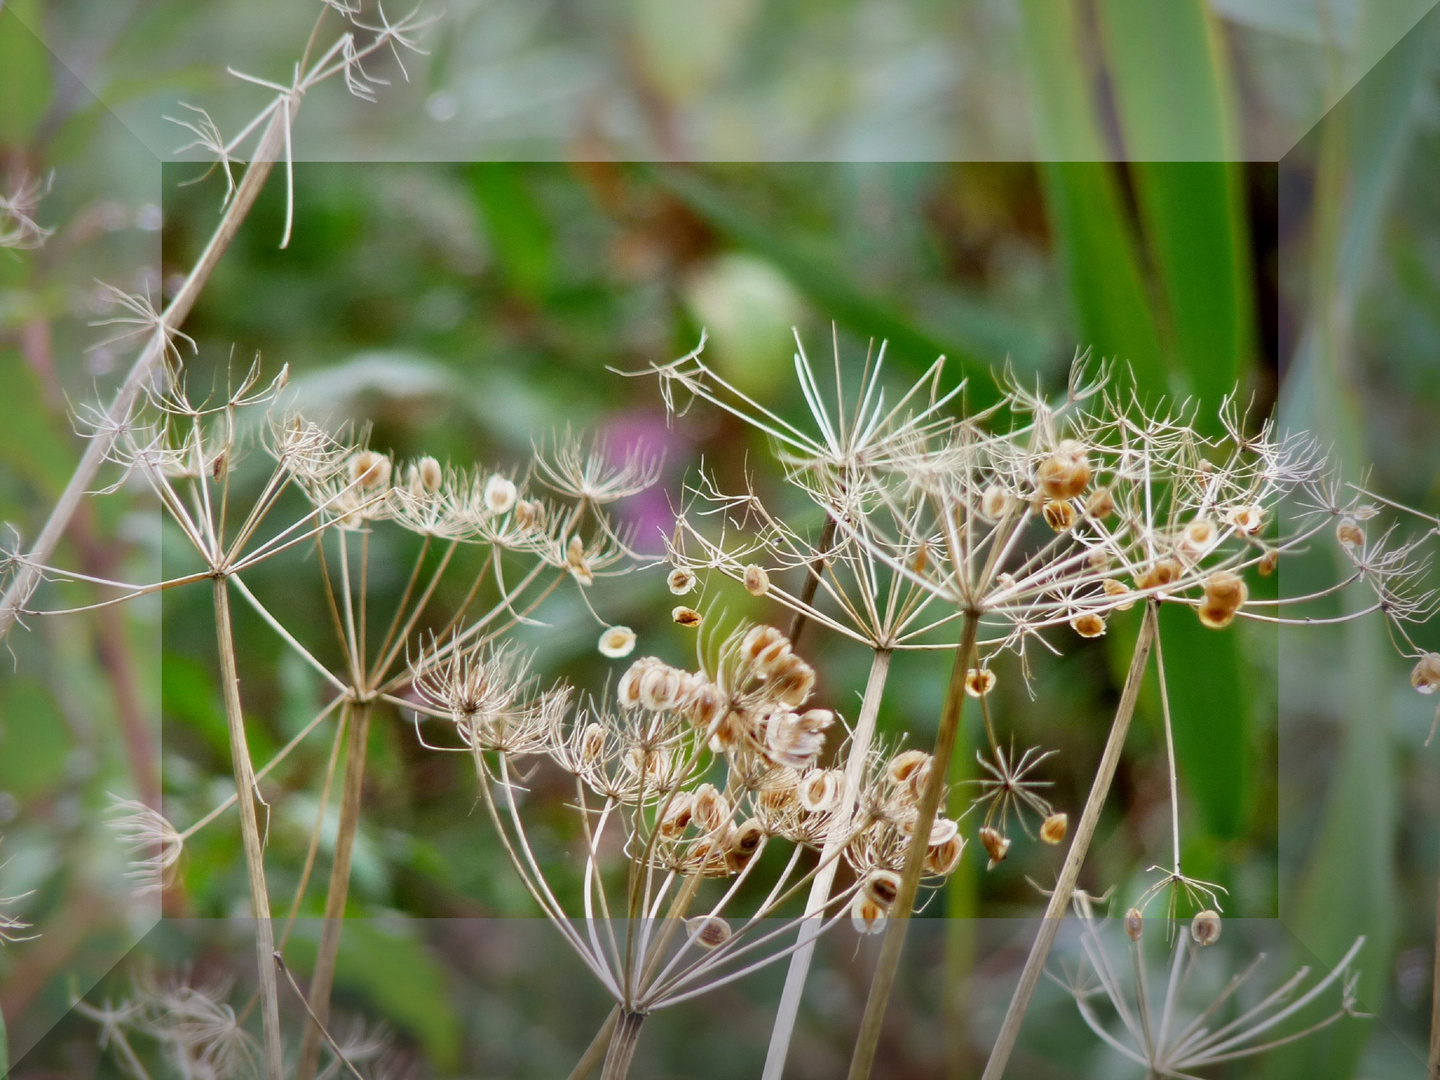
[632,333,1438,1080]
[414,619,965,1080]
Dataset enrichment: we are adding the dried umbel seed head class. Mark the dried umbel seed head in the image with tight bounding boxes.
[691,784,731,833]
[851,893,887,935]
[640,663,688,711]
[863,869,902,908]
[799,769,842,813]
[1124,907,1144,942]
[617,656,663,708]
[741,625,792,675]
[1336,517,1364,548]
[1177,516,1217,561]
[349,450,392,491]
[887,749,931,787]
[1036,439,1092,500]
[743,564,771,597]
[599,626,637,659]
[1085,486,1115,519]
[1198,570,1249,630]
[981,484,1011,521]
[1190,909,1222,947]
[659,792,694,836]
[926,834,964,876]
[514,498,545,529]
[1103,578,1135,611]
[667,567,697,595]
[566,535,594,585]
[729,819,767,862]
[964,668,996,698]
[1411,653,1440,694]
[1136,558,1182,592]
[770,654,816,706]
[413,456,443,494]
[672,606,702,628]
[1226,504,1265,534]
[1042,499,1077,532]
[1039,812,1068,845]
[483,473,517,513]
[687,915,732,949]
[978,826,1010,868]
[1071,612,1106,638]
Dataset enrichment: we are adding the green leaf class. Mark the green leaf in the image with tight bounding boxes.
[653,167,999,403]
[285,921,461,1069]
[0,0,51,145]
[0,677,70,798]
[470,163,555,303]
[0,349,75,497]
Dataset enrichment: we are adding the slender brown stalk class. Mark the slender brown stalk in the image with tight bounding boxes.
[600,1010,646,1080]
[978,602,1158,1080]
[296,701,372,1080]
[787,515,837,646]
[1430,849,1440,1079]
[765,647,892,1080]
[213,577,285,1080]
[568,1009,620,1080]
[847,613,980,1080]
[0,109,288,641]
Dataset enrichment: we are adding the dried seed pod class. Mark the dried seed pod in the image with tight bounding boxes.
[1225,504,1265,534]
[659,792,694,835]
[758,769,800,815]
[672,606,702,628]
[1042,499,1077,532]
[1103,578,1136,611]
[686,681,726,732]
[598,626,637,659]
[349,450,392,491]
[1070,612,1106,638]
[799,769,842,813]
[1085,486,1115,519]
[640,663,688,712]
[691,784,731,833]
[513,498,545,529]
[741,625,791,674]
[667,567,697,595]
[981,484,1011,521]
[1336,517,1364,548]
[579,723,606,764]
[729,819,767,862]
[1086,546,1111,571]
[1136,558,1183,592]
[850,893,887,935]
[964,668,996,698]
[1190,909,1222,947]
[927,816,959,846]
[978,826,1010,868]
[687,915,731,949]
[1036,440,1092,500]
[769,653,816,706]
[765,709,829,768]
[1124,907,1144,942]
[1039,812,1068,845]
[743,564,771,596]
[566,535,594,585]
[415,455,443,494]
[926,834,964,876]
[1177,516,1217,561]
[1198,570,1248,630]
[1411,653,1440,694]
[483,473,517,513]
[887,750,932,786]
[863,869,902,908]
[1258,548,1278,576]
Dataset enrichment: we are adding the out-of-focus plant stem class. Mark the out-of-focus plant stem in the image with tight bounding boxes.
[0,107,288,642]
[212,576,284,1080]
[296,700,372,1080]
[600,1010,646,1080]
[978,601,1158,1080]
[847,612,979,1080]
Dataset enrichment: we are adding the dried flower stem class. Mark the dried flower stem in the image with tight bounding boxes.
[978,601,1159,1080]
[786,514,837,646]
[765,647,892,1080]
[212,577,284,1080]
[601,1010,646,1080]
[296,700,372,1080]
[567,1009,620,1080]
[0,108,288,642]
[848,615,979,1080]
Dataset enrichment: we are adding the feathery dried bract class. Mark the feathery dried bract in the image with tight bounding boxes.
[411,640,565,758]
[106,796,184,895]
[0,172,53,250]
[1058,898,1365,1078]
[533,428,662,505]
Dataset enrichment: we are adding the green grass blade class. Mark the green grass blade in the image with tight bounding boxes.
[0,0,51,145]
